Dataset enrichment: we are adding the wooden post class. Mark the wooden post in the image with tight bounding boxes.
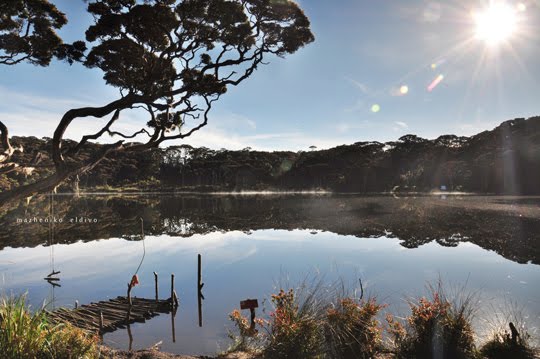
[198,254,204,327]
[127,323,133,351]
[240,299,259,332]
[171,274,177,307]
[198,254,202,291]
[99,311,104,331]
[127,283,133,307]
[154,272,159,302]
[126,306,132,324]
[509,322,519,345]
[171,273,174,302]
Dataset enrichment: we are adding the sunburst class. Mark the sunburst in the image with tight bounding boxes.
[473,2,518,46]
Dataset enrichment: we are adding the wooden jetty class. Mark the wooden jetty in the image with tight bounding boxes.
[47,296,176,334]
[47,272,180,334]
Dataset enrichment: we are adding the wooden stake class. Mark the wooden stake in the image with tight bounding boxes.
[127,283,133,307]
[170,274,175,307]
[198,254,203,327]
[509,322,519,345]
[198,254,202,291]
[154,272,159,302]
[127,323,133,351]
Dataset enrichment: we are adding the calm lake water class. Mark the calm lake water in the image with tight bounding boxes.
[1,194,539,355]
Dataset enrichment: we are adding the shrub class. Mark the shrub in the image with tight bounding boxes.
[227,309,265,354]
[263,288,323,358]
[45,323,100,359]
[325,297,385,358]
[0,294,100,359]
[479,304,538,359]
[480,328,536,359]
[389,285,478,359]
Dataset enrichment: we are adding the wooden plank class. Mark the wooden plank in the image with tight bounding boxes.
[49,295,175,335]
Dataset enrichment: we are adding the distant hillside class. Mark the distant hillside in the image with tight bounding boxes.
[2,116,540,194]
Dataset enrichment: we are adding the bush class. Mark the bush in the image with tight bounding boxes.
[480,329,536,359]
[263,288,323,358]
[227,309,265,354]
[478,300,539,359]
[0,294,100,359]
[227,280,387,359]
[46,323,101,359]
[388,285,478,359]
[325,297,385,359]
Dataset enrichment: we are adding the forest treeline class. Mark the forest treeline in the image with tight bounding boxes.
[2,116,540,194]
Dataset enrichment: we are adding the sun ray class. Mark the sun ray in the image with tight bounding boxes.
[456,45,489,119]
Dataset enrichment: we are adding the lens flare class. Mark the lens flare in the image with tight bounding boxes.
[431,59,446,70]
[427,74,444,92]
[371,104,381,113]
[400,85,409,95]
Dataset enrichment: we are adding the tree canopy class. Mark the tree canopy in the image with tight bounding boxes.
[0,0,314,203]
[0,0,85,66]
[52,0,314,168]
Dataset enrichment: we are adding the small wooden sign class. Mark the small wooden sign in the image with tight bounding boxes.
[240,299,259,310]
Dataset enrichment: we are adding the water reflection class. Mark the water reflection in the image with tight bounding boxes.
[1,194,539,264]
[0,194,539,355]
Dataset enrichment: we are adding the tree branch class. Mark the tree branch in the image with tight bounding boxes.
[51,93,166,169]
[66,109,121,156]
[0,141,124,207]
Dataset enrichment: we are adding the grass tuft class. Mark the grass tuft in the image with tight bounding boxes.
[0,294,100,359]
[388,281,478,359]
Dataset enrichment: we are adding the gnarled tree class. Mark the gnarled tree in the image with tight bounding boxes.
[0,0,314,203]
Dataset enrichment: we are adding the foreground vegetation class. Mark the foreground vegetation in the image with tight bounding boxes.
[0,295,100,359]
[2,283,538,359]
[227,280,539,359]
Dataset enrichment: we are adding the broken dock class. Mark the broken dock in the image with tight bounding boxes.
[47,296,176,334]
[47,272,180,334]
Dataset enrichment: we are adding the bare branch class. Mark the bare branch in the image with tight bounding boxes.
[65,109,122,156]
[109,128,151,139]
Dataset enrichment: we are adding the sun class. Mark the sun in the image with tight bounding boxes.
[474,3,517,46]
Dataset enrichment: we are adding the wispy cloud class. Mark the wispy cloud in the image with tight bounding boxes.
[180,126,345,152]
[393,2,444,23]
[392,121,410,132]
[345,77,371,95]
[0,88,362,152]
[0,86,88,114]
[394,121,408,129]
[335,120,371,134]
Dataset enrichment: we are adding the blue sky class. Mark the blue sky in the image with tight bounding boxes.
[1,0,539,151]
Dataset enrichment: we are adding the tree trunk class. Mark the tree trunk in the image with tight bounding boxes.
[0,120,14,163]
[51,93,155,169]
[0,141,123,208]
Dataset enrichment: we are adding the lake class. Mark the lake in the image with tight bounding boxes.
[0,193,539,355]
